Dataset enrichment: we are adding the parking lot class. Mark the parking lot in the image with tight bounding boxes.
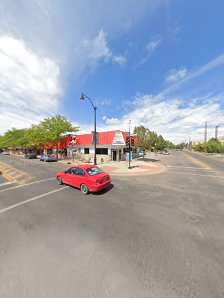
[0,152,224,297]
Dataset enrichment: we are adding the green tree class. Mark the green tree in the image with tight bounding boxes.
[37,115,79,157]
[0,128,29,149]
[133,125,147,148]
[165,140,175,149]
[155,135,166,151]
[175,143,185,150]
[134,125,169,151]
[206,138,222,153]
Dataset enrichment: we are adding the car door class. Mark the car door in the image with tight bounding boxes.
[63,168,74,185]
[67,167,85,188]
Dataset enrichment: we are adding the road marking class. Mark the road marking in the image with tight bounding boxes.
[183,153,212,170]
[0,186,69,214]
[0,181,13,188]
[0,177,55,193]
[167,166,211,171]
[167,171,224,179]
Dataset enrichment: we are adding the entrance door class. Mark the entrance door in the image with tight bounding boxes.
[112,150,117,161]
[119,150,121,160]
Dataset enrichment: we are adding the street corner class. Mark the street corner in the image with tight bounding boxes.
[101,161,166,176]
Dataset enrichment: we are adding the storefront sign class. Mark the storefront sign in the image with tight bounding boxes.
[113,131,125,145]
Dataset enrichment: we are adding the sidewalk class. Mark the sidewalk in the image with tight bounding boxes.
[58,158,165,176]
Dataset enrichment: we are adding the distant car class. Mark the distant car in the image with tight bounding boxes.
[163,151,170,155]
[163,149,170,155]
[1,151,10,155]
[139,149,146,156]
[24,153,37,159]
[56,165,111,195]
[40,154,57,162]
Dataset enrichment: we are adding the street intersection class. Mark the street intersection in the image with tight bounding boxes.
[0,151,224,297]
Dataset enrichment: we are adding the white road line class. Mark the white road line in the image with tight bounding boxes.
[167,171,224,179]
[167,166,211,170]
[0,186,69,214]
[0,181,13,188]
[0,177,55,193]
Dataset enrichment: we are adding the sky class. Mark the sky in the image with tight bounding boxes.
[0,0,224,143]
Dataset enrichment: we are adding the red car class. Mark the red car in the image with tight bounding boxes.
[56,165,111,195]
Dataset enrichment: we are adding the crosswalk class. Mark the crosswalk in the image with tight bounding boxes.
[0,161,35,184]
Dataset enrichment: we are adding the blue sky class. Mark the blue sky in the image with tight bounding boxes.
[0,0,224,143]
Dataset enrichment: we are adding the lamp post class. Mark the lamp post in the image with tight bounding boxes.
[80,93,97,166]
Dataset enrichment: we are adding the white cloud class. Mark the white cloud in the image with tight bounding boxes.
[0,35,61,133]
[139,36,162,66]
[83,30,127,67]
[113,55,127,66]
[165,67,187,83]
[146,37,162,53]
[102,116,120,125]
[162,53,224,96]
[0,0,163,133]
[97,94,224,143]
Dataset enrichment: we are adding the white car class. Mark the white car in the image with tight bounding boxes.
[1,151,10,155]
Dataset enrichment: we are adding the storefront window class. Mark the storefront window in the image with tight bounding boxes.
[96,148,108,155]
[84,148,89,154]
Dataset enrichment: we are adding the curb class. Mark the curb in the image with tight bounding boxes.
[102,163,166,177]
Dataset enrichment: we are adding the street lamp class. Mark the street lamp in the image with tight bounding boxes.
[80,93,97,166]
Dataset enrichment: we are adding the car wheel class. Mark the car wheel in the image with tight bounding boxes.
[80,183,89,195]
[57,176,63,185]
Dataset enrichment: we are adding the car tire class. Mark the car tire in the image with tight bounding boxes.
[80,183,89,195]
[57,176,63,185]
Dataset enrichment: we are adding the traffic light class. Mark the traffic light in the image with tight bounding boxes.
[131,137,134,147]
[126,136,130,146]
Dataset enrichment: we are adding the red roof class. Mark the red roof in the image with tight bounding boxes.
[44,130,129,149]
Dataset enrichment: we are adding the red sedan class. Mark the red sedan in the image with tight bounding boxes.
[56,165,111,195]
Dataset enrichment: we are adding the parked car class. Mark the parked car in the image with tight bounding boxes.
[56,165,111,195]
[1,151,10,155]
[139,149,146,156]
[40,154,57,162]
[163,149,170,155]
[24,153,37,159]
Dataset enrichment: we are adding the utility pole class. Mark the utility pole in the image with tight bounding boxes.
[215,125,219,140]
[204,121,207,153]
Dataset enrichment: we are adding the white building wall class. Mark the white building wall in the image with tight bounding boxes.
[89,148,94,154]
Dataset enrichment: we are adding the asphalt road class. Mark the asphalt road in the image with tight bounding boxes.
[0,152,224,298]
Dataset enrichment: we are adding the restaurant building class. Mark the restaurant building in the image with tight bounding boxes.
[44,130,136,162]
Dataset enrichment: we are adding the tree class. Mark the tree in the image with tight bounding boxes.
[134,125,169,151]
[37,115,79,157]
[175,143,185,150]
[155,135,166,151]
[133,125,147,148]
[206,138,222,153]
[165,140,175,149]
[0,128,29,149]
[25,124,46,149]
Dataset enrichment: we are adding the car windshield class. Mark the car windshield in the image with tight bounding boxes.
[86,167,103,176]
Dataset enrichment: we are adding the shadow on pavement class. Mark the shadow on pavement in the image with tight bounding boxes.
[92,183,114,196]
[136,157,160,162]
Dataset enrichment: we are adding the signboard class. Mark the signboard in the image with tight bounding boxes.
[113,131,125,145]
[126,152,132,161]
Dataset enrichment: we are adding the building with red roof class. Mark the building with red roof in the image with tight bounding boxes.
[45,130,135,162]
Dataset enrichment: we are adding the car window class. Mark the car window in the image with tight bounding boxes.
[86,167,103,176]
[71,167,85,176]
